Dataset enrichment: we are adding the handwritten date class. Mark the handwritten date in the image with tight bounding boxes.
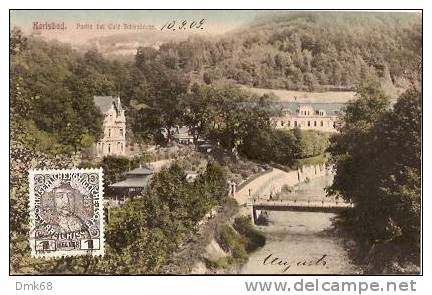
[160,19,205,31]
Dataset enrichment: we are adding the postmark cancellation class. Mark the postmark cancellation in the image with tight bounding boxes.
[29,168,104,257]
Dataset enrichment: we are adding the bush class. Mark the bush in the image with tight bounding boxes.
[239,127,330,166]
[217,225,249,263]
[214,215,266,269]
[233,216,266,252]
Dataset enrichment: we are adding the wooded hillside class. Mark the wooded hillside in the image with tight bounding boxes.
[153,12,421,91]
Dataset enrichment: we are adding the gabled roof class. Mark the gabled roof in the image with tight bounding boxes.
[126,166,154,176]
[109,175,153,188]
[94,96,123,114]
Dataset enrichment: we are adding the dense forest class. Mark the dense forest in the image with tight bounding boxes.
[150,12,421,91]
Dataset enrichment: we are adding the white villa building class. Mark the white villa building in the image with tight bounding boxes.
[273,104,340,133]
[94,96,126,157]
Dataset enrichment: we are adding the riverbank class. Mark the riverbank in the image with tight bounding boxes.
[162,165,361,275]
[239,174,363,274]
[159,198,266,274]
[332,211,420,274]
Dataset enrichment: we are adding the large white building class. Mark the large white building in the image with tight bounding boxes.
[273,104,340,133]
[93,96,126,157]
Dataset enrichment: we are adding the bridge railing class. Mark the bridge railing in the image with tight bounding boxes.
[236,167,274,192]
[250,197,353,208]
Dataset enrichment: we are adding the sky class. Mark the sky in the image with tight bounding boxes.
[10,10,260,43]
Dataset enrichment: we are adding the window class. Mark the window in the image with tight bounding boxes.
[314,121,317,127]
[307,121,311,127]
[108,129,111,137]
[281,121,285,126]
[108,144,111,154]
[120,128,124,136]
[288,121,291,127]
[320,121,324,127]
[294,121,297,127]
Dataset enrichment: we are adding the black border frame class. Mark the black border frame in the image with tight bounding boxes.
[9,8,424,277]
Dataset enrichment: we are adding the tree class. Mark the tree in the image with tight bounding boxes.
[136,60,190,142]
[328,83,421,273]
[182,84,216,143]
[11,33,105,154]
[197,161,228,202]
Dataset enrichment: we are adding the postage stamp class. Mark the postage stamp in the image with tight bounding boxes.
[28,168,104,257]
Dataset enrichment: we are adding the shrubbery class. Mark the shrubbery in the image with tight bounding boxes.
[217,225,249,264]
[233,216,266,252]
[214,216,266,268]
[239,127,330,166]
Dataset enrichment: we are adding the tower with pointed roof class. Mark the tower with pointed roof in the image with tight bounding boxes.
[93,96,126,157]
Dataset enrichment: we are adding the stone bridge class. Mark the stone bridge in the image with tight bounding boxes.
[248,198,353,224]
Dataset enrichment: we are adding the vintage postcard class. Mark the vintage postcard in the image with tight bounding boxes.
[9,10,422,275]
[28,168,104,258]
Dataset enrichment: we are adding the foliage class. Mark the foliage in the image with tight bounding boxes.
[10,29,104,154]
[328,81,421,273]
[10,142,230,274]
[104,162,228,273]
[140,12,421,91]
[131,50,190,142]
[291,153,329,169]
[294,129,330,158]
[11,12,422,151]
[196,161,229,202]
[182,84,275,150]
[100,156,139,185]
[215,216,266,267]
[239,127,330,166]
[233,216,266,252]
[217,225,249,263]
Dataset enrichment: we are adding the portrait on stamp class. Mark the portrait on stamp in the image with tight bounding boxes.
[29,169,104,257]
